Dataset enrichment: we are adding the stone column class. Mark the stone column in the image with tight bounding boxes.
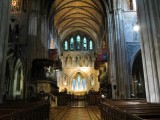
[115,9,129,98]
[107,0,129,99]
[0,0,10,103]
[26,0,49,100]
[136,0,160,103]
[28,0,49,60]
[107,12,117,99]
[40,14,49,58]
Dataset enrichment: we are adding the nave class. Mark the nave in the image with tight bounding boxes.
[1,99,160,120]
[49,106,101,120]
[1,0,160,120]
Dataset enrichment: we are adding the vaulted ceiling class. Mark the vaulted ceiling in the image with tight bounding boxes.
[53,0,106,42]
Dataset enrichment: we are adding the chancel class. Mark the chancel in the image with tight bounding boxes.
[1,0,160,120]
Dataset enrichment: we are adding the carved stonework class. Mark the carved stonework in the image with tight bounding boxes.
[35,80,51,93]
[58,50,99,93]
[11,0,22,13]
[61,51,95,68]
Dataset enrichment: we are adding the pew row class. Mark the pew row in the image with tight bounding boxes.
[100,99,160,120]
[0,101,50,120]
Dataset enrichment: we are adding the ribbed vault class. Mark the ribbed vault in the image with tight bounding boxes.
[53,0,105,43]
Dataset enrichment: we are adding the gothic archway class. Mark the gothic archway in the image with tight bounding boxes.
[131,51,146,98]
[12,58,24,100]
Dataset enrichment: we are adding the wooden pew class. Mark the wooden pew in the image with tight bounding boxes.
[0,101,50,120]
[100,99,160,120]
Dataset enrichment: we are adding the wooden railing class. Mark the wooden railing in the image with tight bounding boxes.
[57,92,100,106]
[57,93,70,106]
[100,99,160,120]
[86,94,100,106]
[100,102,142,120]
[0,101,50,120]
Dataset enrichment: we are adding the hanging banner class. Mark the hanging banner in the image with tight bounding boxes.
[97,48,107,62]
[48,49,58,61]
[102,48,107,61]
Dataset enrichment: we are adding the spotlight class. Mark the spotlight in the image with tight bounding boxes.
[133,24,140,32]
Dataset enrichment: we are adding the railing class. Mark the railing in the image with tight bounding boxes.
[57,93,71,106]
[86,94,100,106]
[100,99,160,120]
[0,101,50,120]
[100,102,143,120]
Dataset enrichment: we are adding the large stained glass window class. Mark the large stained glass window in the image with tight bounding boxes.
[72,73,86,91]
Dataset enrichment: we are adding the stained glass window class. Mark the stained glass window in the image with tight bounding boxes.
[72,79,76,90]
[70,37,74,50]
[82,79,86,90]
[64,41,68,50]
[83,37,87,50]
[89,40,93,50]
[76,35,81,50]
[64,35,94,51]
[71,73,86,91]
[78,75,81,90]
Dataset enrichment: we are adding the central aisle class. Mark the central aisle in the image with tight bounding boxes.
[50,107,100,120]
[61,108,91,120]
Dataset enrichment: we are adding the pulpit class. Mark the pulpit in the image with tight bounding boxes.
[35,80,52,94]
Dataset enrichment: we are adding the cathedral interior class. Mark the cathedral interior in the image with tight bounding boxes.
[0,0,160,120]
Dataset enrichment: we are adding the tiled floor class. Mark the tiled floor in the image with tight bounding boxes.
[61,108,91,120]
[50,106,100,120]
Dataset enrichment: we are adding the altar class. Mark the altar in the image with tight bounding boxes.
[71,91,87,96]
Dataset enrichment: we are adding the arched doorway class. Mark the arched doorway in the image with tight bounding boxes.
[131,51,146,98]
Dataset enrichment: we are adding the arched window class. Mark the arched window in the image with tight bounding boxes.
[89,40,93,50]
[128,0,137,10]
[71,73,86,91]
[64,41,68,50]
[63,35,94,51]
[83,37,87,50]
[70,37,74,50]
[76,35,81,50]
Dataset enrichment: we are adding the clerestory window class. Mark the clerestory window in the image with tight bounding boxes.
[64,34,94,51]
